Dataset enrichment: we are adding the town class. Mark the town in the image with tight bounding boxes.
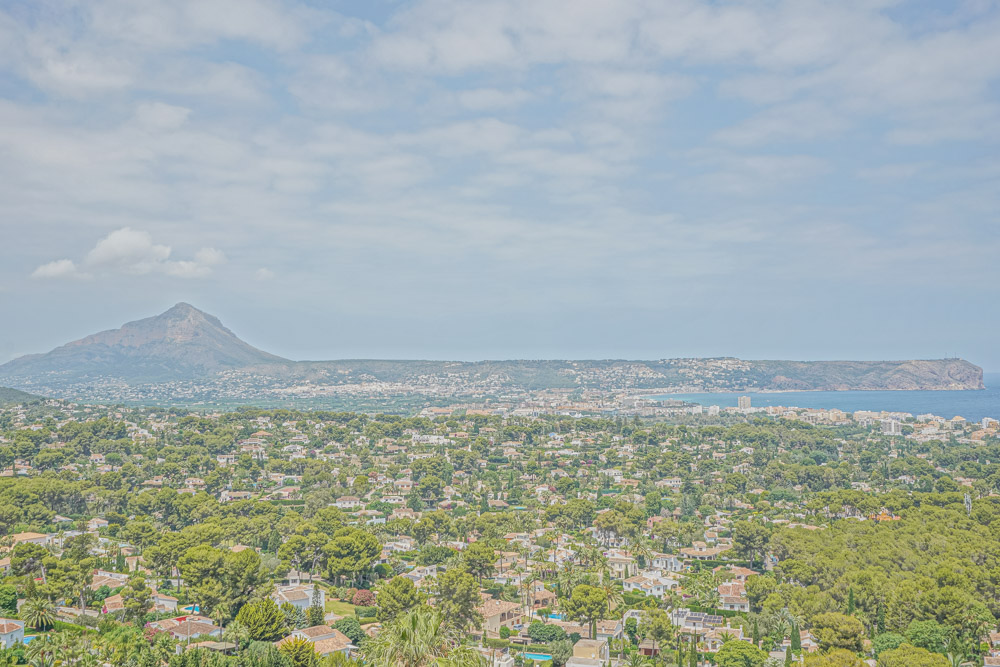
[1,395,998,667]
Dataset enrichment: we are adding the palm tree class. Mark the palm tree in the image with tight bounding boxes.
[363,605,485,666]
[600,578,622,617]
[626,653,650,667]
[21,597,57,631]
[25,635,57,667]
[633,537,654,569]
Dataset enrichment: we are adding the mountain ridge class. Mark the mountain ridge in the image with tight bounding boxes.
[0,303,286,384]
[0,304,985,398]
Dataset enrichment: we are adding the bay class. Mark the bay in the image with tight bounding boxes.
[649,373,1000,422]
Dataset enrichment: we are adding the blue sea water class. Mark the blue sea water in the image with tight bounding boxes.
[649,373,1000,422]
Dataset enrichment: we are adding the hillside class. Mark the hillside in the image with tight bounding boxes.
[0,303,287,386]
[0,304,984,401]
[0,386,42,405]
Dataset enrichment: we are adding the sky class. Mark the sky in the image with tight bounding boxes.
[1,0,999,369]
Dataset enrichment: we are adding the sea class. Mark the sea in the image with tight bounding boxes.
[648,373,1000,423]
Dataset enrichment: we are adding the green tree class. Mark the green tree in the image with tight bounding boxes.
[121,574,153,621]
[333,618,366,646]
[235,598,288,642]
[461,542,496,582]
[550,639,573,667]
[362,605,485,666]
[434,568,482,631]
[811,613,865,653]
[376,577,426,622]
[0,585,17,616]
[324,528,381,585]
[731,521,769,568]
[643,610,674,655]
[904,620,951,654]
[872,633,905,657]
[20,597,56,631]
[715,640,767,667]
[279,637,319,667]
[876,644,950,667]
[803,650,866,667]
[564,585,607,639]
[178,544,226,615]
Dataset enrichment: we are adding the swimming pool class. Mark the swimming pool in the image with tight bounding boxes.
[523,653,552,661]
[547,613,564,620]
[23,636,36,644]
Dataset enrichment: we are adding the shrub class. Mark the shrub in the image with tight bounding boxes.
[354,606,377,618]
[352,589,375,607]
[527,621,566,643]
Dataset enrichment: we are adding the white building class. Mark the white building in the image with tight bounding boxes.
[0,619,24,649]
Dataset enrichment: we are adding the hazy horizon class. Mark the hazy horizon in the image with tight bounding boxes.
[3,1,999,368]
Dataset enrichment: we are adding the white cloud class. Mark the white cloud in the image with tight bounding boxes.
[133,102,192,131]
[31,259,87,280]
[255,267,275,280]
[457,88,532,111]
[85,228,172,273]
[31,228,225,280]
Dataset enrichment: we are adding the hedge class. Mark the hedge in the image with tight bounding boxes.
[52,620,95,633]
[684,604,745,619]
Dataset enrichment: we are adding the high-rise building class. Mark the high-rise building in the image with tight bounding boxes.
[738,395,751,410]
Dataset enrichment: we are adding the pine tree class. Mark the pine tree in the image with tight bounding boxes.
[784,646,792,666]
[876,602,885,634]
[267,530,281,554]
[752,619,760,646]
[790,623,801,653]
[688,635,698,667]
[234,598,287,642]
[847,587,855,615]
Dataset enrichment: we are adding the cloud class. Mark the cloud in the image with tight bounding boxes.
[255,267,275,280]
[31,228,225,280]
[457,88,533,111]
[31,259,88,280]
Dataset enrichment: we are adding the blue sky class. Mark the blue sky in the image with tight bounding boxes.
[1,0,999,369]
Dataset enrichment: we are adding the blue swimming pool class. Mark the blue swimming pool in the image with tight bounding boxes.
[23,636,36,644]
[523,652,552,661]
[547,613,564,620]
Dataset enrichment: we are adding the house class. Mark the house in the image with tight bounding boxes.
[150,616,222,641]
[220,490,254,503]
[623,571,679,599]
[278,625,355,658]
[595,619,623,641]
[11,532,48,546]
[0,619,25,649]
[679,542,731,560]
[403,565,438,587]
[638,638,660,657]
[528,581,557,609]
[335,495,363,509]
[606,551,638,579]
[153,590,179,612]
[651,553,684,572]
[567,639,609,667]
[670,610,723,632]
[477,598,522,636]
[272,585,324,611]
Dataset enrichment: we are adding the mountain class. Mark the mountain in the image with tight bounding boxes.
[0,386,42,405]
[0,303,287,386]
[0,304,985,402]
